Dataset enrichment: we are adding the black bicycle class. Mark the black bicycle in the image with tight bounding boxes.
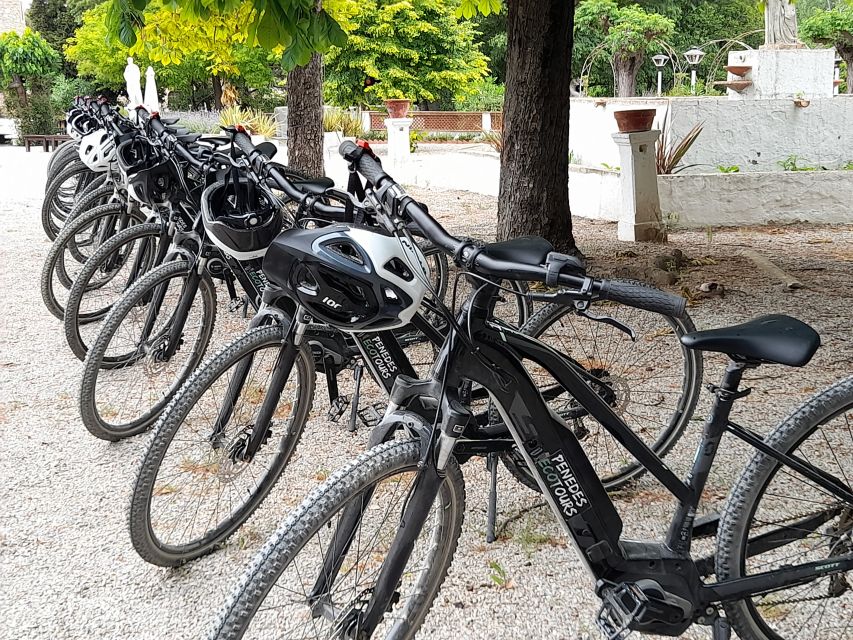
[208,144,852,640]
[125,133,700,568]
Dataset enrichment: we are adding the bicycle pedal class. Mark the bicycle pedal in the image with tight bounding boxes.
[328,395,350,423]
[357,402,386,429]
[595,582,648,640]
[228,296,248,314]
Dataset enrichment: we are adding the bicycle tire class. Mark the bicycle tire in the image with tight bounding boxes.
[128,324,315,566]
[500,301,702,491]
[209,438,465,640]
[63,222,161,360]
[79,259,217,440]
[716,375,853,640]
[40,203,144,320]
[42,160,94,240]
[45,140,80,184]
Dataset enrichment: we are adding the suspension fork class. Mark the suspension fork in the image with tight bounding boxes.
[357,392,471,637]
[241,312,309,460]
[207,312,299,449]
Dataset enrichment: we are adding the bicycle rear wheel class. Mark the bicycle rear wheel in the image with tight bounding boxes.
[717,375,853,640]
[129,324,315,566]
[501,301,702,490]
[79,259,217,440]
[209,439,465,640]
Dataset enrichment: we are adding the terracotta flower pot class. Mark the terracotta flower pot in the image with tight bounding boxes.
[384,99,411,119]
[613,109,656,133]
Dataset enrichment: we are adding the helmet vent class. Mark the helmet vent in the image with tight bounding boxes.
[326,241,364,266]
[384,258,414,281]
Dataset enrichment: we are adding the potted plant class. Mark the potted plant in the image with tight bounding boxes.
[613,108,656,133]
[793,92,810,108]
[384,96,411,119]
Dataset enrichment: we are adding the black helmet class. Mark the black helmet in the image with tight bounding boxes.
[201,178,283,260]
[117,137,176,206]
[263,224,430,332]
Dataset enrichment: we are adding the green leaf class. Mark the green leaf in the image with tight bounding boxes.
[256,8,281,48]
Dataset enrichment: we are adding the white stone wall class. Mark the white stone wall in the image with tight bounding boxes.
[667,96,853,172]
[659,171,853,227]
[569,96,853,173]
[0,0,24,34]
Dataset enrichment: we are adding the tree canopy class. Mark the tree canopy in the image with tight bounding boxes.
[801,1,853,93]
[0,28,59,87]
[576,0,674,96]
[323,0,489,106]
[67,1,280,106]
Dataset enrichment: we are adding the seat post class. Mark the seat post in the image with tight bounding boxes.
[666,359,752,552]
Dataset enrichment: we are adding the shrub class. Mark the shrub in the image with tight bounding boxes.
[50,76,95,113]
[6,86,58,136]
[323,107,364,137]
[219,106,277,138]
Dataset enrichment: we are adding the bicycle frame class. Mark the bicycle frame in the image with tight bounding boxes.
[349,281,853,637]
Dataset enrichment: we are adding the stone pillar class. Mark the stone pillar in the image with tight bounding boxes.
[361,111,372,135]
[612,130,664,242]
[273,107,288,140]
[385,117,413,174]
[481,112,492,132]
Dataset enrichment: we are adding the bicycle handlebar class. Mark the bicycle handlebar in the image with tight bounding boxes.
[338,140,686,318]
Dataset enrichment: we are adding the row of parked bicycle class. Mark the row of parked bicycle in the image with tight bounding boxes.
[38,97,852,640]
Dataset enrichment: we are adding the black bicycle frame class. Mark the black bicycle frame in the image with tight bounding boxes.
[352,281,853,636]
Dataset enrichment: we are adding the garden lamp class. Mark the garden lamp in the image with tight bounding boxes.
[684,47,705,95]
[652,54,669,96]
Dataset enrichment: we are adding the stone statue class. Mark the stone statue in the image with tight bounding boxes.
[144,66,160,112]
[123,56,144,107]
[764,0,801,47]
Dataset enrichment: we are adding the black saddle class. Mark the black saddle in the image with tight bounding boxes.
[291,176,335,196]
[680,314,820,367]
[480,236,554,265]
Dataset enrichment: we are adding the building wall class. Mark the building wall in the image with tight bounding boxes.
[0,0,24,34]
[569,96,853,173]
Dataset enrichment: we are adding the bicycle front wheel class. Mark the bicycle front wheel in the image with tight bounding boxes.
[501,301,702,491]
[79,259,217,440]
[717,375,853,640]
[63,222,162,361]
[209,439,465,640]
[129,324,315,566]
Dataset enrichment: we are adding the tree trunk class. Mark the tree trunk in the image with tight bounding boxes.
[212,75,223,110]
[614,55,642,97]
[10,74,27,107]
[497,0,575,254]
[839,48,853,95]
[286,52,325,178]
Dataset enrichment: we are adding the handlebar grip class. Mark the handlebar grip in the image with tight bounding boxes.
[598,279,687,319]
[338,141,389,186]
[233,130,256,158]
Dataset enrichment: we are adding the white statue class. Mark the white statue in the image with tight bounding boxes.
[764,0,800,47]
[124,57,144,107]
[144,66,160,112]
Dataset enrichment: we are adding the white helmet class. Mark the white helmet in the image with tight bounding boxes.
[263,224,431,332]
[78,129,116,172]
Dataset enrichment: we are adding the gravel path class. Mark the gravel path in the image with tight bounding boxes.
[0,146,851,640]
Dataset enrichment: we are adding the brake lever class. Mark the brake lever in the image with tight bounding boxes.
[576,307,636,341]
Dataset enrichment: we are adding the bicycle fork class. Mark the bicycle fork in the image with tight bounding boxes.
[338,390,471,638]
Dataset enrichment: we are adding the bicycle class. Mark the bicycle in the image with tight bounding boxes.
[208,143,851,640]
[125,134,701,568]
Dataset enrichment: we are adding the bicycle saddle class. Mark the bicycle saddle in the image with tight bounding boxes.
[680,314,820,367]
[479,236,554,265]
[291,176,336,196]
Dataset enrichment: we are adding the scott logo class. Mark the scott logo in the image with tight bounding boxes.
[322,296,342,309]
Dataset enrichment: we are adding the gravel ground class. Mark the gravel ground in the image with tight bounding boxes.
[1,146,851,640]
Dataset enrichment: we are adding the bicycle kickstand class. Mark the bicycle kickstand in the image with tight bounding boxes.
[711,615,731,640]
[347,363,364,433]
[485,452,499,543]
